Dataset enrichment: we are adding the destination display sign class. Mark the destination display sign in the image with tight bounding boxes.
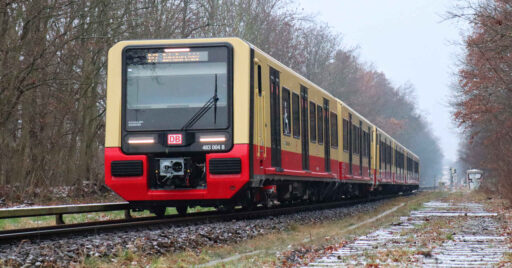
[147,51,208,63]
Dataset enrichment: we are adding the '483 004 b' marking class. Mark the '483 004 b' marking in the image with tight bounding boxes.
[202,144,225,151]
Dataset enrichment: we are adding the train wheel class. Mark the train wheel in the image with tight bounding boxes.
[151,207,166,218]
[242,190,256,210]
[218,203,235,212]
[176,205,188,216]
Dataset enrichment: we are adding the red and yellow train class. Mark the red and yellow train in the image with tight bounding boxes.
[104,38,419,215]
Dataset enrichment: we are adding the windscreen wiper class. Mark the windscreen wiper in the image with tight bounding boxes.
[213,73,218,124]
[181,74,218,130]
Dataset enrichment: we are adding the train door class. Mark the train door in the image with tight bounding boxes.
[377,133,381,180]
[348,113,353,175]
[394,146,397,182]
[359,121,363,175]
[269,67,281,168]
[405,154,409,183]
[368,126,372,178]
[323,99,330,172]
[385,139,389,180]
[255,63,266,164]
[373,129,378,185]
[300,86,309,170]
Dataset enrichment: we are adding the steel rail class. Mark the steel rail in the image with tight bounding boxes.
[0,202,131,225]
[0,193,411,242]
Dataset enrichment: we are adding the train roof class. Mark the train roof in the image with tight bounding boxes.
[247,40,375,123]
[340,101,374,125]
[245,38,419,160]
[248,42,337,98]
[116,37,419,160]
[377,127,419,159]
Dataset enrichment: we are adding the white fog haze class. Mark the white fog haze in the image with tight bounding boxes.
[298,0,466,164]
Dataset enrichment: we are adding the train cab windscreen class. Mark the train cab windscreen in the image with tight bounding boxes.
[124,46,230,131]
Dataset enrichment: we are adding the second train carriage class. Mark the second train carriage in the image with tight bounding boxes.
[104,37,419,214]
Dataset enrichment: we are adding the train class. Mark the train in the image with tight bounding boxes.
[104,38,419,216]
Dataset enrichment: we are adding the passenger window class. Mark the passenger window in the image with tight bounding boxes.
[352,125,358,155]
[365,131,369,157]
[343,119,349,151]
[362,131,367,157]
[357,127,361,155]
[330,112,338,148]
[384,144,387,164]
[388,145,392,165]
[257,65,262,96]
[379,141,383,167]
[282,88,291,136]
[369,132,372,158]
[386,144,389,165]
[366,132,372,158]
[310,102,316,142]
[367,132,370,157]
[358,127,361,155]
[292,93,300,138]
[317,105,323,144]
[352,125,356,154]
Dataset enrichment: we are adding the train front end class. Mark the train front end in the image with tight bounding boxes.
[104,38,251,210]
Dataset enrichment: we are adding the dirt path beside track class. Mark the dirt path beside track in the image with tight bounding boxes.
[304,193,512,267]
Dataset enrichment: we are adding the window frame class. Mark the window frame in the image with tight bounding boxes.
[281,87,291,136]
[309,101,316,143]
[317,105,324,144]
[388,144,392,165]
[352,125,358,155]
[362,131,368,158]
[342,119,349,152]
[359,126,362,155]
[257,65,262,96]
[123,46,232,132]
[292,92,300,139]
[330,112,338,148]
[379,140,383,168]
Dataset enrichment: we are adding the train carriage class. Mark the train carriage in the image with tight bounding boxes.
[338,104,374,183]
[104,37,419,214]
[376,129,394,184]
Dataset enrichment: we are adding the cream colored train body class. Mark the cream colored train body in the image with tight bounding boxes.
[104,38,419,213]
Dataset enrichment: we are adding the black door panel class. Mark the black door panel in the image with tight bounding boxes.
[269,68,281,168]
[323,99,330,172]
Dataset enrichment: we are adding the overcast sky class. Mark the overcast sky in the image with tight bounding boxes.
[297,0,467,164]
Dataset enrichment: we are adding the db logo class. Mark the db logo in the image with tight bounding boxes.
[167,134,182,145]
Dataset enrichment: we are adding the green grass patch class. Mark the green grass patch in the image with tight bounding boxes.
[0,206,216,230]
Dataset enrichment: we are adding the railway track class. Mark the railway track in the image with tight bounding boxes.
[0,193,413,242]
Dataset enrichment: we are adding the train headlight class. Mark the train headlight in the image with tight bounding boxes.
[127,136,156,144]
[199,135,226,143]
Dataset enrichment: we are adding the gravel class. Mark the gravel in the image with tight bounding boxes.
[302,200,512,267]
[0,201,385,266]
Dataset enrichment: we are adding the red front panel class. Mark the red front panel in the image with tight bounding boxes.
[105,144,250,201]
